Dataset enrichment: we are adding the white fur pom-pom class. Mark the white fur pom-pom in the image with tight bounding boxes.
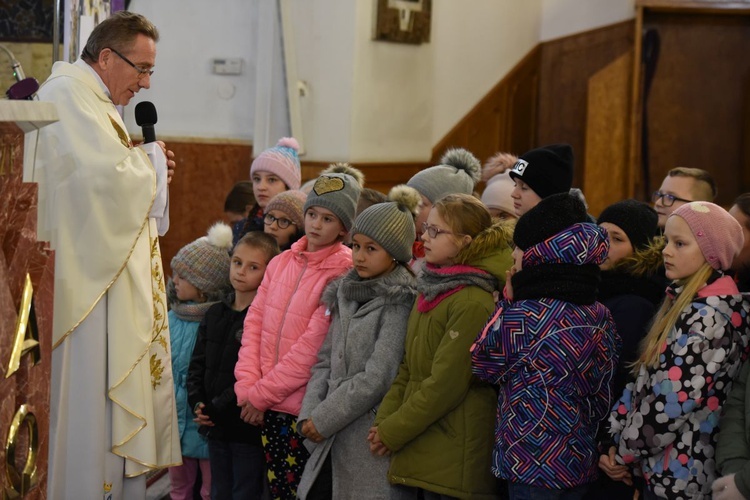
[206,222,234,250]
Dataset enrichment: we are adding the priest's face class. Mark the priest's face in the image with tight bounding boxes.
[102,34,156,106]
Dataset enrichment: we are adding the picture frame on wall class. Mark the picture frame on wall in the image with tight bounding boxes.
[373,0,431,45]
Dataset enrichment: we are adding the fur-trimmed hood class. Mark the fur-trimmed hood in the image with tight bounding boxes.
[610,235,665,278]
[454,219,515,284]
[322,264,416,311]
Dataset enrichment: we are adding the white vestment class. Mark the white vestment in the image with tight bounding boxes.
[30,59,180,499]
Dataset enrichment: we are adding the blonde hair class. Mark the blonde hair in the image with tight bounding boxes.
[631,262,713,374]
[668,167,717,201]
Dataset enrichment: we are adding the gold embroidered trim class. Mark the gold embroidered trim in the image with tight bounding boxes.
[53,147,158,350]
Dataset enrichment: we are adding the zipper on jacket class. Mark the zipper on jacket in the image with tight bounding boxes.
[275,252,308,364]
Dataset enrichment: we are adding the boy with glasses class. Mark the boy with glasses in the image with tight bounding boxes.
[652,167,717,229]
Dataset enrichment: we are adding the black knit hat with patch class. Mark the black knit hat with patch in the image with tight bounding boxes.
[509,144,574,200]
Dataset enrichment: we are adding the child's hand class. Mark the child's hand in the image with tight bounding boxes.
[193,403,215,427]
[301,419,325,443]
[239,402,264,426]
[597,446,632,486]
[367,426,390,456]
[713,474,743,500]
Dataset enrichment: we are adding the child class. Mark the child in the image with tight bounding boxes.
[168,222,234,500]
[296,187,420,500]
[187,232,280,499]
[604,201,748,499]
[235,137,301,245]
[586,200,664,500]
[481,151,519,220]
[508,144,574,217]
[263,190,307,251]
[225,180,255,223]
[234,172,361,499]
[471,193,620,499]
[406,148,481,257]
[369,193,513,499]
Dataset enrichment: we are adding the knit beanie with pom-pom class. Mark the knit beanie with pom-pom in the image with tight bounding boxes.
[171,222,233,296]
[352,185,420,263]
[407,148,481,204]
[250,137,301,190]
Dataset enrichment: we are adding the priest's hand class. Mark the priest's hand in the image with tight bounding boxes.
[155,140,176,184]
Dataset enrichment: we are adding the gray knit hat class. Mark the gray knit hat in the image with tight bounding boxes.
[303,173,362,232]
[352,186,420,263]
[171,222,233,295]
[407,148,481,204]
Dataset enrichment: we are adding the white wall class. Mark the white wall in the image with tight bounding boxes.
[540,0,635,41]
[431,0,543,146]
[124,0,256,141]
[349,2,434,162]
[117,0,636,158]
[288,0,358,161]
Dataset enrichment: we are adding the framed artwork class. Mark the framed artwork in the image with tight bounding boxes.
[0,0,61,42]
[373,0,431,45]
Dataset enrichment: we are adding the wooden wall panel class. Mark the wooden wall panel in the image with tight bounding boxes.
[639,11,750,205]
[432,47,541,163]
[537,21,634,189]
[585,52,634,216]
[159,140,252,275]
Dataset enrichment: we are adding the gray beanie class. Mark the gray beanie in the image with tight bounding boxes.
[352,202,416,263]
[171,222,233,295]
[407,148,481,203]
[303,173,362,232]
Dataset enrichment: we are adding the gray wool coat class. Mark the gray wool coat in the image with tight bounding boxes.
[297,265,416,500]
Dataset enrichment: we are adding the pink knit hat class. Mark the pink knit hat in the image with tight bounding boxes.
[481,172,515,216]
[264,190,307,229]
[249,137,302,190]
[671,201,744,271]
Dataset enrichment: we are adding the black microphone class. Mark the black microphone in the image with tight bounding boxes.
[135,101,158,143]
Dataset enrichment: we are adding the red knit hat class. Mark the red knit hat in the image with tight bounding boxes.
[671,201,744,271]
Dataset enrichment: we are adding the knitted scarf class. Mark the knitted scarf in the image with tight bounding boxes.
[167,279,221,322]
[512,263,600,305]
[417,263,497,312]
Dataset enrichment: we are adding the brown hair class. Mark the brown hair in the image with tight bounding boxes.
[235,231,280,264]
[433,193,492,242]
[224,181,255,213]
[733,193,750,230]
[668,167,717,201]
[81,11,159,63]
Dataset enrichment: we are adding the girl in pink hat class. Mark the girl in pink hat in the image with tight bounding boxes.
[603,201,749,500]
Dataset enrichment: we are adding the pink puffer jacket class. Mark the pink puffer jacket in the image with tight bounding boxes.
[234,237,352,415]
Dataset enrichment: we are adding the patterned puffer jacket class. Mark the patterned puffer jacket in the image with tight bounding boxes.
[608,275,750,499]
[472,223,621,489]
